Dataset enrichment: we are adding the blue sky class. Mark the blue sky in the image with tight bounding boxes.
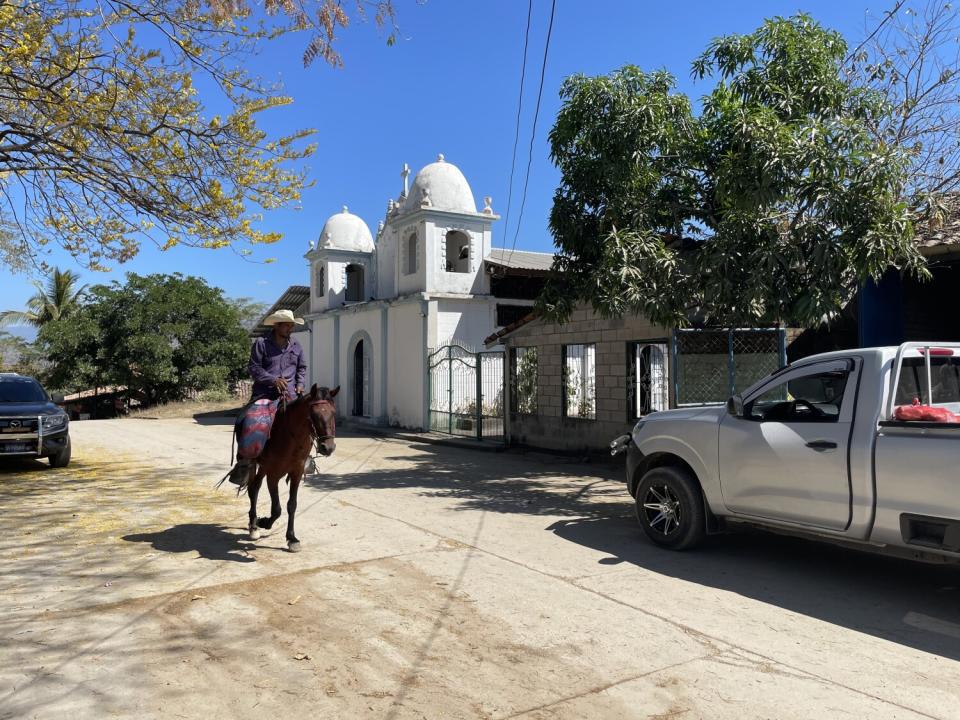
[1,0,891,328]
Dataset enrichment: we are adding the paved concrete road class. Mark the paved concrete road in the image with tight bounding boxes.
[1,419,958,719]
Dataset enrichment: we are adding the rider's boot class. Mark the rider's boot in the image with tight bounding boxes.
[228,458,251,486]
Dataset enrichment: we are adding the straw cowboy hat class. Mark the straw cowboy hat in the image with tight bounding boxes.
[263,308,304,326]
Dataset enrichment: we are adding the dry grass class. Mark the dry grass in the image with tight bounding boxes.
[128,398,243,420]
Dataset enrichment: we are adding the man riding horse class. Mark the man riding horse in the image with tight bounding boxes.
[228,308,307,485]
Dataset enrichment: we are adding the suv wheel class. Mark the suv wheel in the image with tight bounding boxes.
[49,437,71,468]
[635,466,705,550]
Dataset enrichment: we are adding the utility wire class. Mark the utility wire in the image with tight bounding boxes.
[499,0,534,259]
[505,0,557,268]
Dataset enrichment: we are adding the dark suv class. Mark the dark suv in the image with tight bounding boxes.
[0,373,71,467]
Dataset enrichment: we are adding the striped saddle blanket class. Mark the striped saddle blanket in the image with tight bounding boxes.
[236,399,279,459]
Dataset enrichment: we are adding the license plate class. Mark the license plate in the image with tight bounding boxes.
[0,443,33,453]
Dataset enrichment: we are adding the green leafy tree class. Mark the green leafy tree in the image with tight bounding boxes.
[539,15,929,329]
[38,273,249,404]
[0,1,406,271]
[0,267,86,328]
[36,310,103,392]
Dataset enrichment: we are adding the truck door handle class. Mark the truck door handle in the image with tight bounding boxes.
[805,440,838,451]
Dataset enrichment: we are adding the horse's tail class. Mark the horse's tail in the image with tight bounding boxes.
[214,467,254,497]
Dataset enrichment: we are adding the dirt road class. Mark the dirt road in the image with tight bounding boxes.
[1,418,958,719]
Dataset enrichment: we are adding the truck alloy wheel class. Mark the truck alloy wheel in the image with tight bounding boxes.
[641,484,683,536]
[635,466,705,550]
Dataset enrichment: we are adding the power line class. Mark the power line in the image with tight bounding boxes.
[499,0,534,252]
[505,0,557,267]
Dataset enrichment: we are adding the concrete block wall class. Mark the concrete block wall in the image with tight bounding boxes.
[503,309,670,453]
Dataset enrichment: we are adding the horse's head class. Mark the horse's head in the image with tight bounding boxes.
[307,384,339,457]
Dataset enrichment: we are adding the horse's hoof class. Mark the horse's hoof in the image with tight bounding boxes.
[249,527,261,541]
[287,541,301,553]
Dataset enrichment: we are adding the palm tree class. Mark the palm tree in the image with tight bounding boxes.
[0,268,87,328]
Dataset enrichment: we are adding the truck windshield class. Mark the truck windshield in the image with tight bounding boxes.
[895,357,960,405]
[0,377,48,403]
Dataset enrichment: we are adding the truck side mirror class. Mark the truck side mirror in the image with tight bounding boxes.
[726,395,744,417]
[51,392,65,404]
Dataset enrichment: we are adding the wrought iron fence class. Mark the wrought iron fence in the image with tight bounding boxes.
[427,344,504,441]
[672,328,786,406]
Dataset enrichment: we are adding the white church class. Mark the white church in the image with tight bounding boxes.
[298,154,552,429]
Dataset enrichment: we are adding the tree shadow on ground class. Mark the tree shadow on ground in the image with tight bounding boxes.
[0,457,54,473]
[122,523,255,563]
[309,439,960,662]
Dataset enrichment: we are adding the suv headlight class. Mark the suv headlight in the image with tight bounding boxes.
[42,413,68,430]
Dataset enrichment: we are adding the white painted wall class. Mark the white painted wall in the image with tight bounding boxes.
[337,308,384,421]
[387,300,426,428]
[423,217,493,295]
[376,225,397,298]
[435,298,497,349]
[395,222,425,296]
[310,316,336,390]
[306,249,376,311]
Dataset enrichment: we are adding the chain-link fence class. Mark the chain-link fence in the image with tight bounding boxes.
[673,329,786,406]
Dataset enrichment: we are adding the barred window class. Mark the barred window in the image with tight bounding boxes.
[510,346,538,414]
[628,341,669,419]
[563,344,596,419]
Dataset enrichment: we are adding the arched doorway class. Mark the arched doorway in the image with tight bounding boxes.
[352,339,370,417]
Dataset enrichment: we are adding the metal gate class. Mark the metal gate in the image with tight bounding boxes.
[428,343,504,441]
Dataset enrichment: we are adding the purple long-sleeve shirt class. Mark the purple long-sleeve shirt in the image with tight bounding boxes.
[248,334,307,401]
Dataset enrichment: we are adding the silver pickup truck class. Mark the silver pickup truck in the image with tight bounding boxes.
[611,342,960,563]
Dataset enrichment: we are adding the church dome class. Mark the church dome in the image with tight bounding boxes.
[319,206,374,253]
[402,154,477,214]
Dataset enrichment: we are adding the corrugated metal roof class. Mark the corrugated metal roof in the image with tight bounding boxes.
[917,225,960,251]
[485,248,555,272]
[252,285,310,336]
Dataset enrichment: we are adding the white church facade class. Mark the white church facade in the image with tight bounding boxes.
[302,155,551,430]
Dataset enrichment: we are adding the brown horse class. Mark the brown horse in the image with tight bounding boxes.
[246,384,339,552]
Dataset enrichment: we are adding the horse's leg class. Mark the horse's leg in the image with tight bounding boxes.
[247,468,265,540]
[257,474,283,530]
[286,471,303,552]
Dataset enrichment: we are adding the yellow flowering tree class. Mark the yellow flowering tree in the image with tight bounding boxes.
[0,1,399,271]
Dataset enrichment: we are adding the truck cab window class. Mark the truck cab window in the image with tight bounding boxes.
[895,357,960,406]
[747,370,849,423]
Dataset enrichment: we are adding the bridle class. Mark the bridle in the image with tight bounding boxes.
[308,399,336,445]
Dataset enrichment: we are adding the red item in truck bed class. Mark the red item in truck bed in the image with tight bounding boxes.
[893,399,960,423]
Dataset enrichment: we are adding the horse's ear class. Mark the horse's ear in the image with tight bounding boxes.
[310,384,320,400]
[329,385,340,398]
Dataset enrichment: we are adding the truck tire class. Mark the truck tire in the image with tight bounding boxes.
[635,466,705,550]
[49,437,71,468]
